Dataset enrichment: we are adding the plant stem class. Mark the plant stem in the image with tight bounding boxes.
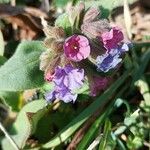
[0,122,20,150]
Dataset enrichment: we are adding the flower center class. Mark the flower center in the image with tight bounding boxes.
[70,42,79,53]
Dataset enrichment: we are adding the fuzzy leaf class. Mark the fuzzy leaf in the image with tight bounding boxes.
[135,78,150,108]
[1,100,47,150]
[0,41,46,91]
[55,13,72,36]
[0,56,7,66]
[0,91,23,112]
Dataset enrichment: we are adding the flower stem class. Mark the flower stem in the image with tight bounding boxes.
[0,122,20,150]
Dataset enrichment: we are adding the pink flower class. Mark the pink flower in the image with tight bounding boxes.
[101,27,124,50]
[45,72,54,82]
[63,35,90,62]
[90,76,110,97]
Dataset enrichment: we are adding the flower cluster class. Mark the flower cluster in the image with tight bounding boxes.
[40,3,130,103]
[46,65,84,103]
[96,27,129,72]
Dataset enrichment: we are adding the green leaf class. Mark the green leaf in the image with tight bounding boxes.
[0,56,21,112]
[1,100,47,150]
[135,77,150,108]
[0,30,4,56]
[77,89,129,149]
[127,136,143,150]
[116,138,127,150]
[77,104,113,150]
[132,49,150,85]
[98,119,112,150]
[0,41,46,91]
[55,13,72,36]
[123,54,133,70]
[114,126,127,136]
[77,97,125,150]
[0,56,7,66]
[42,70,131,148]
[114,109,140,136]
[133,42,150,50]
[0,91,23,112]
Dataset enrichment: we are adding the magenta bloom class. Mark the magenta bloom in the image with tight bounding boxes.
[101,27,124,50]
[90,76,109,97]
[64,35,91,62]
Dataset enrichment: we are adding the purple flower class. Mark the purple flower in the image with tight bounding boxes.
[96,44,129,72]
[53,65,84,90]
[101,27,124,50]
[45,65,84,103]
[45,86,77,103]
[119,43,129,53]
[64,35,91,62]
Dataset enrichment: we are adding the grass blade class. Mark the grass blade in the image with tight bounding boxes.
[98,119,111,150]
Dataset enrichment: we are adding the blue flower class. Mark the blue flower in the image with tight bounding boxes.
[45,86,78,103]
[96,43,129,72]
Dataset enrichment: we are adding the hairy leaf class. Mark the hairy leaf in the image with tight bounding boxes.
[0,91,23,112]
[1,100,47,150]
[0,41,46,91]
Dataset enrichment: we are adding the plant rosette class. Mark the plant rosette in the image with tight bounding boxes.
[40,3,130,103]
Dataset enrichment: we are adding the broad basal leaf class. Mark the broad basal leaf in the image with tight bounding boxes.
[0,41,46,91]
[0,56,7,66]
[1,100,47,150]
[0,91,23,112]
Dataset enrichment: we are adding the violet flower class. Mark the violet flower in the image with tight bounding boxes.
[45,65,84,103]
[45,86,78,103]
[64,35,90,62]
[53,65,84,90]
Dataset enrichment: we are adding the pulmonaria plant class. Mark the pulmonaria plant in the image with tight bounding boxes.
[40,3,130,103]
